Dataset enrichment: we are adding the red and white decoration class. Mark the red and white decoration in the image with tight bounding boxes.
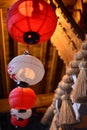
[8,86,36,127]
[8,54,45,85]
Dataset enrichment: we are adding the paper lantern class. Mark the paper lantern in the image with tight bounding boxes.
[6,0,57,44]
[8,87,36,109]
[8,54,45,85]
[11,116,28,127]
[10,108,32,127]
[10,108,32,119]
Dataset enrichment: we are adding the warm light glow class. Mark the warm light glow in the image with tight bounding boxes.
[19,1,33,16]
[55,8,62,18]
[39,3,43,10]
[19,1,44,17]
[17,68,35,80]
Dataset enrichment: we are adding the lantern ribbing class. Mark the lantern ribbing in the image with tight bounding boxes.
[6,0,57,44]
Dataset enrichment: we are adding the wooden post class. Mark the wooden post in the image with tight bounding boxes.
[0,9,9,97]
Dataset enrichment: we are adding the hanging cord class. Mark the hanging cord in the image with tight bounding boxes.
[23,44,31,55]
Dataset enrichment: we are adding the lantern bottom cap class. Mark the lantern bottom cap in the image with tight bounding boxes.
[23,31,40,44]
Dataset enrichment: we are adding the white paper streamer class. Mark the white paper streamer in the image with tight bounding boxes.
[50,113,58,130]
[72,75,77,89]
[72,75,77,83]
[73,103,81,121]
[55,99,59,115]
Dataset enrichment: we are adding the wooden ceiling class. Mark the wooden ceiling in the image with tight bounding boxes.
[0,0,87,113]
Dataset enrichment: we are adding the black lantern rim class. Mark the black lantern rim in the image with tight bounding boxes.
[17,81,29,88]
[23,31,40,44]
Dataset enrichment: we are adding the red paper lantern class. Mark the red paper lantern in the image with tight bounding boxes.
[9,87,36,109]
[11,116,28,127]
[6,0,57,44]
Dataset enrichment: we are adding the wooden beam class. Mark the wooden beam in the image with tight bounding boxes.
[72,0,83,27]
[55,0,85,40]
[0,9,9,97]
[45,47,59,93]
[51,0,84,66]
[62,0,77,6]
[0,93,54,113]
[73,115,87,129]
[83,0,87,3]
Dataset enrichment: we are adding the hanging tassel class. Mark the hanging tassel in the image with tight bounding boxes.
[74,51,83,61]
[58,94,77,127]
[70,63,87,103]
[40,104,54,125]
[50,99,60,130]
[50,111,59,130]
[82,42,87,50]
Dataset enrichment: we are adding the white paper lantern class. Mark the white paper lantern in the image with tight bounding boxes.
[8,54,45,85]
[10,108,32,119]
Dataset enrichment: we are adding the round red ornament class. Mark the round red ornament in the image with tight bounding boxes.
[6,0,57,44]
[8,87,36,109]
[11,116,28,127]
